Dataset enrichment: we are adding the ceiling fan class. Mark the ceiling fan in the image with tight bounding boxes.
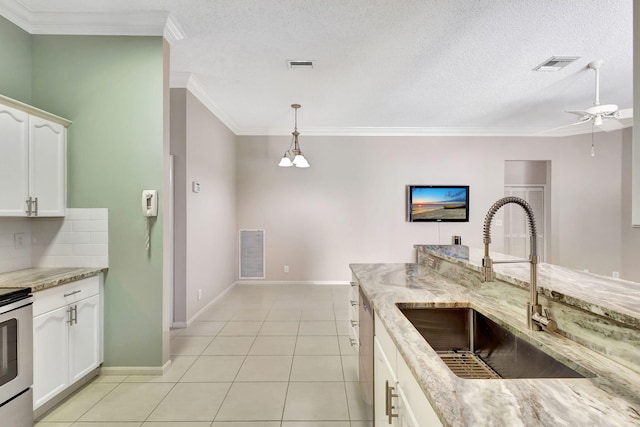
[540,59,633,136]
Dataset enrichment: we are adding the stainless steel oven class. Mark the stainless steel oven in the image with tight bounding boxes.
[0,288,33,427]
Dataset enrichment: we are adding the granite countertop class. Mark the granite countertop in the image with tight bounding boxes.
[416,244,640,329]
[0,267,106,292]
[351,262,640,426]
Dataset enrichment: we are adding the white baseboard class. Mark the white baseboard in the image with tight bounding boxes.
[181,282,238,327]
[100,359,172,376]
[171,281,349,329]
[236,280,350,286]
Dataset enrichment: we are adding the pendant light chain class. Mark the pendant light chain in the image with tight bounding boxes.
[591,122,595,157]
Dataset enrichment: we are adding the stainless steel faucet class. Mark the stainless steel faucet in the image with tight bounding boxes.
[481,196,557,332]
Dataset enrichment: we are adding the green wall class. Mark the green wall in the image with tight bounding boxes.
[31,35,165,367]
[0,16,165,367]
[0,16,32,102]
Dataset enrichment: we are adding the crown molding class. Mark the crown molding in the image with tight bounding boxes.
[236,126,545,137]
[0,0,33,32]
[0,0,186,37]
[169,71,192,89]
[169,72,241,134]
[163,14,187,43]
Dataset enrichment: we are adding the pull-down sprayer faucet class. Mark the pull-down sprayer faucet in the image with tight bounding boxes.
[481,196,557,332]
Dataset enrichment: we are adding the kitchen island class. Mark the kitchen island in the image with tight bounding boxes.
[351,246,640,426]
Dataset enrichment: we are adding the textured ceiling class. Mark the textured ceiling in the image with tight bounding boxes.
[1,0,633,136]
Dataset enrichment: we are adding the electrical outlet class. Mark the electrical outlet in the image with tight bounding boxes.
[612,271,620,279]
[198,289,202,300]
[284,265,289,273]
[495,219,503,227]
[14,232,24,249]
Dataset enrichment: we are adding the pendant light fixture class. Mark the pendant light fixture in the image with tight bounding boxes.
[278,104,310,168]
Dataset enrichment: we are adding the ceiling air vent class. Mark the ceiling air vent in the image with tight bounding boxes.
[287,60,315,69]
[533,56,580,72]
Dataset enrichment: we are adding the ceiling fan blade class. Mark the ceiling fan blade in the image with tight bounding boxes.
[566,109,593,119]
[615,108,633,120]
[533,119,593,136]
[598,119,626,132]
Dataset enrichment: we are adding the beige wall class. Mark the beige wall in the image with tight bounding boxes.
[171,88,238,324]
[237,131,627,281]
[504,160,548,185]
[633,0,640,226]
[622,128,640,281]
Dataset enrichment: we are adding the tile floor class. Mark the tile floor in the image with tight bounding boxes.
[35,284,373,427]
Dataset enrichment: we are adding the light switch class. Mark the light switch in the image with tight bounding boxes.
[192,181,201,193]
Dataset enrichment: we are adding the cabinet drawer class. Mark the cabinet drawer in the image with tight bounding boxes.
[374,313,397,372]
[349,282,359,302]
[349,325,359,348]
[33,275,100,316]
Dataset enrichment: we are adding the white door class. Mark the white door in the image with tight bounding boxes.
[69,295,101,383]
[504,186,545,261]
[0,105,29,216]
[29,116,66,216]
[33,306,70,409]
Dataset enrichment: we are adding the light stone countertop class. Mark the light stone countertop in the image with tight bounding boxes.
[0,267,106,292]
[416,244,640,329]
[351,262,640,427]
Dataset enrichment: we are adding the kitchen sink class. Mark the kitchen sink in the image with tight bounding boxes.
[397,304,593,379]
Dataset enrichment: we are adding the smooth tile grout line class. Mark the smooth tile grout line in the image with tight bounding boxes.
[278,331,299,423]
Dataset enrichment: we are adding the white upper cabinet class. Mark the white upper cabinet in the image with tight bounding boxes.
[0,105,29,216]
[29,116,66,216]
[0,95,70,217]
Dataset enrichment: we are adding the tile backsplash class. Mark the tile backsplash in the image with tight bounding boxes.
[0,219,32,273]
[0,208,109,274]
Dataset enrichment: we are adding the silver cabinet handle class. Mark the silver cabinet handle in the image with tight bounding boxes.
[349,338,357,347]
[33,197,38,216]
[67,305,78,325]
[25,197,32,215]
[350,300,358,307]
[64,290,82,297]
[350,320,358,327]
[350,281,358,288]
[385,380,399,424]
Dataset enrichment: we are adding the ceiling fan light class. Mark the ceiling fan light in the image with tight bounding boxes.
[278,155,293,167]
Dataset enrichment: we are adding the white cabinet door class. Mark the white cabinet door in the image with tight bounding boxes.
[375,336,399,427]
[33,306,70,408]
[397,385,420,427]
[69,295,101,383]
[0,105,29,216]
[29,116,66,216]
[397,354,443,427]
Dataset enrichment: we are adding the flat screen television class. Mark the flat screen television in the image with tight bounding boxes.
[407,185,469,222]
